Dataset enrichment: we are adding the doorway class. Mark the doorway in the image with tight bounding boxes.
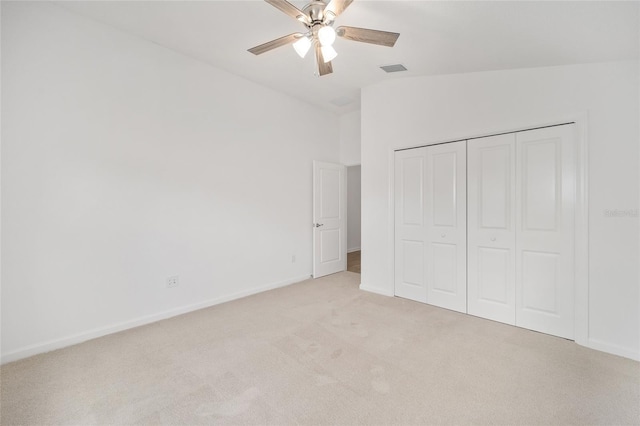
[347,165,361,273]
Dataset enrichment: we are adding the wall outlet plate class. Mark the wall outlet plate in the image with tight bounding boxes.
[167,276,179,288]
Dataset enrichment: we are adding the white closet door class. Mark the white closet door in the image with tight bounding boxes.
[425,141,467,313]
[467,134,517,324]
[394,147,428,302]
[516,125,575,339]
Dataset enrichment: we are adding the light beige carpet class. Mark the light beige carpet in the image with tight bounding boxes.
[1,272,639,425]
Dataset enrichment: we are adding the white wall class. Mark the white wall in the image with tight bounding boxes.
[339,109,361,166]
[0,2,3,362]
[361,61,640,360]
[1,2,339,362]
[347,166,361,253]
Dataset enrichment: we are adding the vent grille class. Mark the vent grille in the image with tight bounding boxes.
[380,64,407,73]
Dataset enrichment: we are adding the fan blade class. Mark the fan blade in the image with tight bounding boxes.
[315,43,333,76]
[248,33,304,55]
[264,0,310,24]
[336,26,400,47]
[325,0,354,18]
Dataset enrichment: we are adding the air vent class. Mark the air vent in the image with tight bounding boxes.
[380,64,407,73]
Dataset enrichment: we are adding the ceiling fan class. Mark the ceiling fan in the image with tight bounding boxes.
[248,0,400,76]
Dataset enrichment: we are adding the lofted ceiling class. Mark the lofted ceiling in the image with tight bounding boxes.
[55,0,639,114]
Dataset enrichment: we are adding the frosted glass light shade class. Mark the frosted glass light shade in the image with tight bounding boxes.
[293,36,312,58]
[321,45,337,62]
[318,26,336,46]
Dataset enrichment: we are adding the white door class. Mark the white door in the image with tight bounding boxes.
[516,125,575,339]
[313,161,346,278]
[425,141,467,313]
[394,147,428,302]
[467,134,517,324]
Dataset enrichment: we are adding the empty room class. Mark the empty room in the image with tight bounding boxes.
[1,0,639,424]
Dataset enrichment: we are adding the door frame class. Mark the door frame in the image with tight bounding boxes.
[388,113,589,348]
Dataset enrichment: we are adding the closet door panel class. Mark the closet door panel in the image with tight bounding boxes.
[431,243,457,294]
[467,134,516,324]
[394,148,428,302]
[425,141,467,313]
[477,247,510,303]
[516,125,575,339]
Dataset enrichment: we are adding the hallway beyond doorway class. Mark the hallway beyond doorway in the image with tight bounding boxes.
[347,250,361,274]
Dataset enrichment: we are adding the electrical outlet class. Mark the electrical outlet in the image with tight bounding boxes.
[292,255,296,263]
[167,276,179,288]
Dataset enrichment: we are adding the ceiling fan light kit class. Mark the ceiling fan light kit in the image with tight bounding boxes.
[321,45,338,63]
[318,25,336,46]
[293,36,312,58]
[248,0,400,77]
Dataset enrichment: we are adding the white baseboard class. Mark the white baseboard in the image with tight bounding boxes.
[359,283,394,297]
[347,247,361,253]
[585,338,640,362]
[355,286,640,362]
[1,274,311,365]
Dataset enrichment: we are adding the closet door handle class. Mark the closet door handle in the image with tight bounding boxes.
[314,223,324,228]
[490,237,496,242]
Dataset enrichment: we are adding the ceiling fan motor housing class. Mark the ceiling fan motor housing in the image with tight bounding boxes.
[303,1,332,27]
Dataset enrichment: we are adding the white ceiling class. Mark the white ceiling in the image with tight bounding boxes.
[55,0,639,114]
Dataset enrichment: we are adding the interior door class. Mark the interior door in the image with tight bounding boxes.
[425,141,467,313]
[394,147,428,302]
[515,125,575,339]
[467,134,517,324]
[313,161,346,278]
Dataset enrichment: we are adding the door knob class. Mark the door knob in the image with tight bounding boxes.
[314,223,324,228]
[441,234,446,238]
[490,237,496,241]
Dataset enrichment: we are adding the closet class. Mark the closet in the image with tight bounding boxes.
[394,141,467,313]
[394,124,575,339]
